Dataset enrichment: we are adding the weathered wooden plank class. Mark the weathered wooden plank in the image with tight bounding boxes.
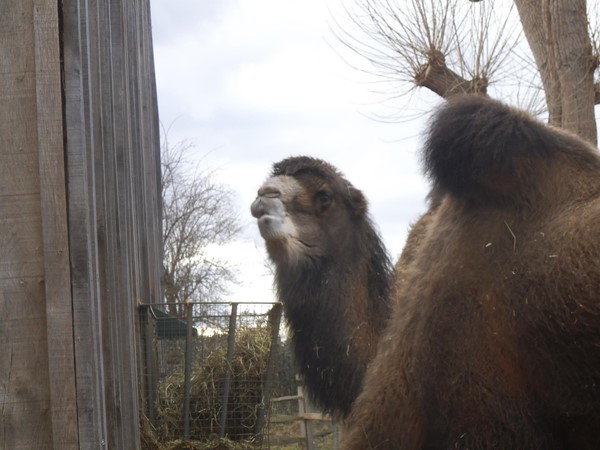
[33,0,79,448]
[133,0,163,421]
[0,278,52,450]
[0,219,44,280]
[92,1,129,447]
[0,1,53,448]
[0,193,39,217]
[269,413,331,424]
[61,0,110,447]
[271,394,303,403]
[62,0,161,448]
[0,279,47,329]
[108,0,144,442]
[0,154,42,196]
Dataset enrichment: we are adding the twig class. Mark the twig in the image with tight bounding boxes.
[504,221,517,252]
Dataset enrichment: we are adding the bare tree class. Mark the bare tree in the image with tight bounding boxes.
[161,129,241,317]
[337,0,600,143]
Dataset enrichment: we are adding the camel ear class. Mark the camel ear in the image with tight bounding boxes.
[348,186,367,217]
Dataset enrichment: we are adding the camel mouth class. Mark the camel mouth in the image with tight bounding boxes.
[257,213,283,226]
[256,214,294,241]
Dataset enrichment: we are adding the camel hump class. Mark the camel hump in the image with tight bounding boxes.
[422,95,562,201]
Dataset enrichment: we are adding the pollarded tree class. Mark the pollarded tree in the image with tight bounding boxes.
[338,0,600,144]
[161,129,241,317]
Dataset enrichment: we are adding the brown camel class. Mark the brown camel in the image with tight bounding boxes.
[250,156,394,416]
[251,95,600,448]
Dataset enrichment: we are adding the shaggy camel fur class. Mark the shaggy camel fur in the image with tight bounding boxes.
[252,95,600,449]
[251,156,393,416]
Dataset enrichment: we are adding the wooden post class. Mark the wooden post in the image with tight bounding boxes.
[332,420,341,450]
[140,305,159,424]
[296,375,315,450]
[219,302,239,438]
[182,302,195,440]
[253,302,283,442]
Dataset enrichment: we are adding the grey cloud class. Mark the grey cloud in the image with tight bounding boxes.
[150,0,237,44]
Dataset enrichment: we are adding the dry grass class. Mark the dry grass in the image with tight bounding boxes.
[142,324,273,448]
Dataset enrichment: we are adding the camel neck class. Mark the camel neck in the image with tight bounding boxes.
[276,248,392,416]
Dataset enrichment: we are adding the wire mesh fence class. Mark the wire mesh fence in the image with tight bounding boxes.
[139,301,299,447]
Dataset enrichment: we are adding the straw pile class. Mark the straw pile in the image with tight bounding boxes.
[154,323,272,443]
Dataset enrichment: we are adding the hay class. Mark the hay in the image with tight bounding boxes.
[157,437,254,450]
[153,323,272,443]
[140,416,254,450]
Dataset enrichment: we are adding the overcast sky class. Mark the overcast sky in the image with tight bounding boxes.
[149,0,436,302]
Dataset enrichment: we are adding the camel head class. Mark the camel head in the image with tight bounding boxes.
[251,156,368,267]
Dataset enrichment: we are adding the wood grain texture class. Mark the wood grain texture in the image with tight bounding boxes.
[61,0,162,448]
[0,2,52,448]
[62,2,110,447]
[0,0,161,448]
[33,0,79,447]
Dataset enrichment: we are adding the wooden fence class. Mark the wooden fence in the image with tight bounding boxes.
[267,376,341,450]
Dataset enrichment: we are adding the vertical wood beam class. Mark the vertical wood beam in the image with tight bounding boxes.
[33,1,79,448]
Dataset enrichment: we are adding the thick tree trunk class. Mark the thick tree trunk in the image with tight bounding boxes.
[514,0,597,145]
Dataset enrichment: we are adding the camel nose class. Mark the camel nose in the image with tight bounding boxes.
[257,186,281,198]
[251,185,282,218]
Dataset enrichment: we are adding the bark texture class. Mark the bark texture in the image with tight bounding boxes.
[514,0,598,144]
[414,49,489,98]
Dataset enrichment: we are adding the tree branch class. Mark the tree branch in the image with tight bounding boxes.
[161,129,241,305]
[414,49,488,98]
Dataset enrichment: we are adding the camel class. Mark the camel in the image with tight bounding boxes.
[250,156,394,416]
[251,95,600,448]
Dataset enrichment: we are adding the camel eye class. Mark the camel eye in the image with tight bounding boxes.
[315,190,332,211]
